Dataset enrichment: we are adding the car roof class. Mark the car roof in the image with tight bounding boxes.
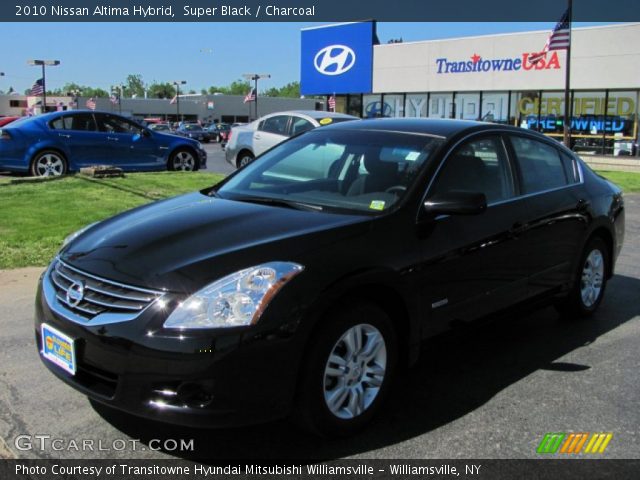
[266,110,357,120]
[324,118,524,138]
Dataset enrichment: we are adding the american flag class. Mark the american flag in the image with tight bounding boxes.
[169,95,177,104]
[86,98,96,110]
[530,8,571,65]
[243,88,256,103]
[110,94,119,105]
[328,95,336,111]
[30,78,44,96]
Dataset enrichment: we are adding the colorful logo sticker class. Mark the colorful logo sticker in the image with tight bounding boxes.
[537,432,613,454]
[319,118,333,125]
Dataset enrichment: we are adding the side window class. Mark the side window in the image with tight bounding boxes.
[97,115,142,135]
[290,117,315,136]
[259,115,290,136]
[431,135,514,204]
[510,136,569,194]
[49,117,66,130]
[68,114,97,132]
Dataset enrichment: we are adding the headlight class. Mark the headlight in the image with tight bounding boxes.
[197,142,203,149]
[163,262,304,329]
[61,221,100,249]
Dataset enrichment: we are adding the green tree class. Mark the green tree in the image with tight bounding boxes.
[124,74,145,98]
[47,82,108,98]
[147,82,176,99]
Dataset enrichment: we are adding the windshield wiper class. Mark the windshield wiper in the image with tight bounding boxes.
[230,195,323,212]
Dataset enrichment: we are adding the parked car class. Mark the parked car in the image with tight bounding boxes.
[225,110,358,168]
[205,122,230,143]
[35,119,624,437]
[0,111,206,176]
[175,123,211,143]
[148,123,173,133]
[0,116,20,127]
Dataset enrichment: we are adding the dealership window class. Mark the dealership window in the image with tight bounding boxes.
[362,94,382,118]
[382,94,404,118]
[405,94,428,118]
[332,95,347,114]
[482,92,510,124]
[605,91,637,156]
[9,100,28,108]
[429,93,453,119]
[513,91,543,132]
[347,95,362,118]
[454,92,480,120]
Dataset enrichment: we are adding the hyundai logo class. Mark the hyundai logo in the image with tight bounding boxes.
[314,45,356,76]
[66,280,85,308]
[365,101,393,118]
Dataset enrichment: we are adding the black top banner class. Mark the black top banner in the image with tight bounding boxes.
[4,0,640,22]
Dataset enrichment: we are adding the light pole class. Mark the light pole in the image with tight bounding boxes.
[242,73,270,120]
[27,59,60,113]
[111,85,125,114]
[173,80,186,122]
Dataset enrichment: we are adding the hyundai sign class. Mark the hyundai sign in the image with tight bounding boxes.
[301,22,376,95]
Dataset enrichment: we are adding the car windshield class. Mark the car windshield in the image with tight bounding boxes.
[183,124,202,131]
[217,129,444,214]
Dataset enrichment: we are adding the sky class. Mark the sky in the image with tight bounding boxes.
[0,22,617,95]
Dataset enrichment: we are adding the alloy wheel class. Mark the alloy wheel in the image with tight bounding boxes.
[581,249,604,308]
[34,153,65,176]
[172,151,196,171]
[323,323,387,419]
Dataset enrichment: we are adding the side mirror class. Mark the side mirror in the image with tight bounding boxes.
[141,129,151,138]
[423,191,487,216]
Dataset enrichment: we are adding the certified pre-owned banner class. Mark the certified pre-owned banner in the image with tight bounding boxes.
[4,0,640,22]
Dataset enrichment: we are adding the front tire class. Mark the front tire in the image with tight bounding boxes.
[168,149,198,172]
[294,302,397,437]
[31,150,67,177]
[556,236,609,319]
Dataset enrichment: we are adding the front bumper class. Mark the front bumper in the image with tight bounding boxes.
[197,147,207,169]
[34,264,302,428]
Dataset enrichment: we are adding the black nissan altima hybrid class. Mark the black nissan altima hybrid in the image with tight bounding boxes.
[35,119,625,437]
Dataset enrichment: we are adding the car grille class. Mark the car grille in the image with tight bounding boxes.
[50,259,163,321]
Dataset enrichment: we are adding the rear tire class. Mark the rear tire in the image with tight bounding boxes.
[293,302,397,437]
[30,150,67,177]
[236,151,254,168]
[168,149,198,172]
[556,236,609,319]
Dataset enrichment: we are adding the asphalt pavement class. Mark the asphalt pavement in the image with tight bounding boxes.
[0,187,638,460]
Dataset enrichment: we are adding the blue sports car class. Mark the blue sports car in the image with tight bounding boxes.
[0,111,207,176]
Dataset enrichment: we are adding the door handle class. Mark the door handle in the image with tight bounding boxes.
[509,221,526,237]
[58,134,70,139]
[107,137,119,141]
[254,134,261,140]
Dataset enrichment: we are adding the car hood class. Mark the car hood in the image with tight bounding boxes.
[61,192,369,292]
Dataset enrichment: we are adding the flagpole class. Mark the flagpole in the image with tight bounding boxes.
[563,0,573,148]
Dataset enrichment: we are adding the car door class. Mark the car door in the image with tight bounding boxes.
[417,133,531,334]
[49,113,103,167]
[506,134,589,297]
[95,114,158,170]
[253,115,291,156]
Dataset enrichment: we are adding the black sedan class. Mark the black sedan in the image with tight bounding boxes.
[35,119,624,437]
[174,123,212,143]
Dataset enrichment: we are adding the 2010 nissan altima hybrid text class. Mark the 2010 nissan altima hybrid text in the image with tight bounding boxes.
[35,119,625,437]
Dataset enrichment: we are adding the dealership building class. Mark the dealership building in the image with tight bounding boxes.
[301,22,640,156]
[0,93,321,125]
